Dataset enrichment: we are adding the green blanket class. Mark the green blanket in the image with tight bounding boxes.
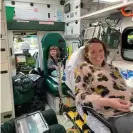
[13,73,35,105]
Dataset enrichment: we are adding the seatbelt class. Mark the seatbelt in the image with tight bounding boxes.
[58,55,68,115]
[58,61,63,115]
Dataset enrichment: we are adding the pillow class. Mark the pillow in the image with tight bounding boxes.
[65,46,85,92]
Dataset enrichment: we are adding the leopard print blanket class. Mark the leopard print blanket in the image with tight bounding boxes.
[75,62,133,118]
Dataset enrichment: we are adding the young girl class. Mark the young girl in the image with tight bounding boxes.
[47,46,60,74]
[47,46,65,80]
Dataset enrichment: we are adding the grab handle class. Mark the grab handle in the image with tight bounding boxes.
[120,7,133,17]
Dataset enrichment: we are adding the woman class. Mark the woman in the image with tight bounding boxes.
[75,38,133,133]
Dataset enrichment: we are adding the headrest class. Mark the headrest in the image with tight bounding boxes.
[41,33,67,76]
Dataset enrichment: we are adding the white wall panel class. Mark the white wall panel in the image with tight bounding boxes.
[4,0,64,21]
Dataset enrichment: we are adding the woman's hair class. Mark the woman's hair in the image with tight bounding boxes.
[48,46,60,58]
[84,38,107,66]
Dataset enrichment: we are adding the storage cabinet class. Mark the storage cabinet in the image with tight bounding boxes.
[0,22,6,35]
[1,71,13,113]
[0,0,15,123]
[0,39,8,63]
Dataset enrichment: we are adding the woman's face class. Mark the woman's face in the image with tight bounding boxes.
[50,49,57,58]
[88,43,105,66]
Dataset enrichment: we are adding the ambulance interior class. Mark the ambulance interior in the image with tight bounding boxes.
[1,0,133,133]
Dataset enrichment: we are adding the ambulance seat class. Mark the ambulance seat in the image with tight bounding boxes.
[41,33,69,96]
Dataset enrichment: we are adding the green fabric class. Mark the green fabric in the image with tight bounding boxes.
[13,88,34,105]
[47,124,66,133]
[51,70,64,77]
[13,74,34,105]
[46,77,69,97]
[51,70,58,77]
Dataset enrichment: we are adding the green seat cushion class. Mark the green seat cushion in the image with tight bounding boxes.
[46,77,69,97]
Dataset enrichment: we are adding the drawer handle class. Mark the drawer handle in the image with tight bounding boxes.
[4,114,12,119]
[0,71,8,74]
[0,34,2,38]
[10,48,12,56]
[0,48,5,51]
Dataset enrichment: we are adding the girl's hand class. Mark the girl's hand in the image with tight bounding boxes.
[109,98,131,112]
[54,65,59,70]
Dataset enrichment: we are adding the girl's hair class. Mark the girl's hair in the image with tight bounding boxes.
[84,38,108,66]
[48,46,60,58]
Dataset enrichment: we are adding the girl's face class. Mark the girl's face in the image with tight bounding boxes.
[88,43,105,66]
[50,49,57,58]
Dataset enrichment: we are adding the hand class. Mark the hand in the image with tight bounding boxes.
[109,98,131,112]
[53,65,59,70]
[86,95,103,109]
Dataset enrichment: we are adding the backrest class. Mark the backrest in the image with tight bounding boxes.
[41,33,67,76]
[65,46,85,93]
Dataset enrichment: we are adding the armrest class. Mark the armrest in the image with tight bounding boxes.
[82,107,114,133]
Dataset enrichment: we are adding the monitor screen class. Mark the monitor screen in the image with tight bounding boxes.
[16,112,49,133]
[16,55,26,63]
[127,31,133,45]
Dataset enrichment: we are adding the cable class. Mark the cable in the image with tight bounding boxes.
[92,26,96,38]
[105,17,120,28]
[90,21,103,39]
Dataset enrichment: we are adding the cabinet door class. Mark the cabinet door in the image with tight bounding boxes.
[0,39,8,63]
[0,22,6,36]
[1,11,4,21]
[0,2,4,21]
[0,2,1,11]
[0,63,13,114]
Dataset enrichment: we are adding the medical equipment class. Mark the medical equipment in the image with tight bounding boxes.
[15,111,49,133]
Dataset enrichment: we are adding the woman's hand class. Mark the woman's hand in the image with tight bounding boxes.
[108,98,131,112]
[87,96,131,112]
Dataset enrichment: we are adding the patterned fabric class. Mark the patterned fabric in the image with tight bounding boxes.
[47,58,58,69]
[47,57,58,74]
[75,62,133,118]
